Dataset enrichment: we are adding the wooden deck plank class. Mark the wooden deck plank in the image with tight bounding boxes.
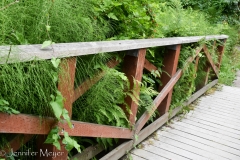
[142,138,209,160]
[171,120,240,145]
[168,121,240,149]
[130,154,148,160]
[175,117,240,140]
[131,149,169,160]
[153,136,228,160]
[198,97,240,109]
[199,97,240,106]
[141,145,190,160]
[162,127,240,157]
[182,113,240,132]
[157,130,235,159]
[186,110,240,127]
[126,85,240,160]
[191,107,240,122]
[192,105,240,120]
[220,85,240,93]
[185,110,240,129]
[180,116,240,135]
[206,94,240,103]
[195,103,240,116]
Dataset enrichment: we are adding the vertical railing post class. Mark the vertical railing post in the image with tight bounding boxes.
[122,49,146,127]
[216,39,227,69]
[36,57,77,160]
[158,45,181,116]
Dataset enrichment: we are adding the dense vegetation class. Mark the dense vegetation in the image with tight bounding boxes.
[0,0,239,159]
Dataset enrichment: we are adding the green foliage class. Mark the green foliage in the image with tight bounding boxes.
[62,132,81,153]
[171,46,196,110]
[181,0,240,25]
[0,60,57,117]
[44,127,81,153]
[95,0,226,39]
[219,50,240,85]
[0,0,112,45]
[0,99,19,114]
[44,127,61,150]
[73,68,130,128]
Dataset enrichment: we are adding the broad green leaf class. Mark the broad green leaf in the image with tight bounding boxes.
[62,109,72,128]
[107,13,118,20]
[63,132,81,152]
[51,58,61,68]
[55,91,64,105]
[46,25,51,31]
[10,109,20,114]
[50,101,63,120]
[53,141,61,150]
[0,99,9,106]
[41,40,52,49]
[44,137,54,144]
[148,49,155,57]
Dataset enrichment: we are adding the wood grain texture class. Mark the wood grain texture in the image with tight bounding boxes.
[123,49,146,126]
[158,44,181,115]
[135,70,182,133]
[129,85,240,160]
[0,35,228,64]
[0,113,133,138]
[144,59,158,72]
[71,144,104,160]
[203,45,219,77]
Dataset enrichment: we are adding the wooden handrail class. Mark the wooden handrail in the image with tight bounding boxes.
[0,35,228,64]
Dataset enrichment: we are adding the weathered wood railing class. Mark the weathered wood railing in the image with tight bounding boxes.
[0,35,228,160]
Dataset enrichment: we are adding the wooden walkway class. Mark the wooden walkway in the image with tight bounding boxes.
[124,85,240,160]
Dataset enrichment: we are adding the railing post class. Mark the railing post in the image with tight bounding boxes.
[158,45,181,116]
[36,57,77,160]
[216,39,227,69]
[122,49,146,127]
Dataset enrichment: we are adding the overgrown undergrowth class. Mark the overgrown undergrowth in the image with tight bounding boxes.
[0,0,239,159]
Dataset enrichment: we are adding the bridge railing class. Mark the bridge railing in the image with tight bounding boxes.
[0,35,228,160]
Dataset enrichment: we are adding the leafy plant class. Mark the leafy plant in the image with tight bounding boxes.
[0,99,19,114]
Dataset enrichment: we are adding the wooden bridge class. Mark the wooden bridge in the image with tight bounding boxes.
[122,85,240,160]
[0,35,233,160]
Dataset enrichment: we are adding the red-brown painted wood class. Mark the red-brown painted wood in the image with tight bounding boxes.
[73,72,105,102]
[144,59,158,72]
[73,59,119,102]
[135,70,182,133]
[204,66,210,85]
[122,49,146,126]
[0,113,133,138]
[157,45,181,116]
[0,113,57,134]
[194,56,200,78]
[37,57,77,160]
[58,58,77,117]
[203,45,219,77]
[217,39,226,69]
[58,121,133,138]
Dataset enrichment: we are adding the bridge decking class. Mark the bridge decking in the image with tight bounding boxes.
[125,85,240,160]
